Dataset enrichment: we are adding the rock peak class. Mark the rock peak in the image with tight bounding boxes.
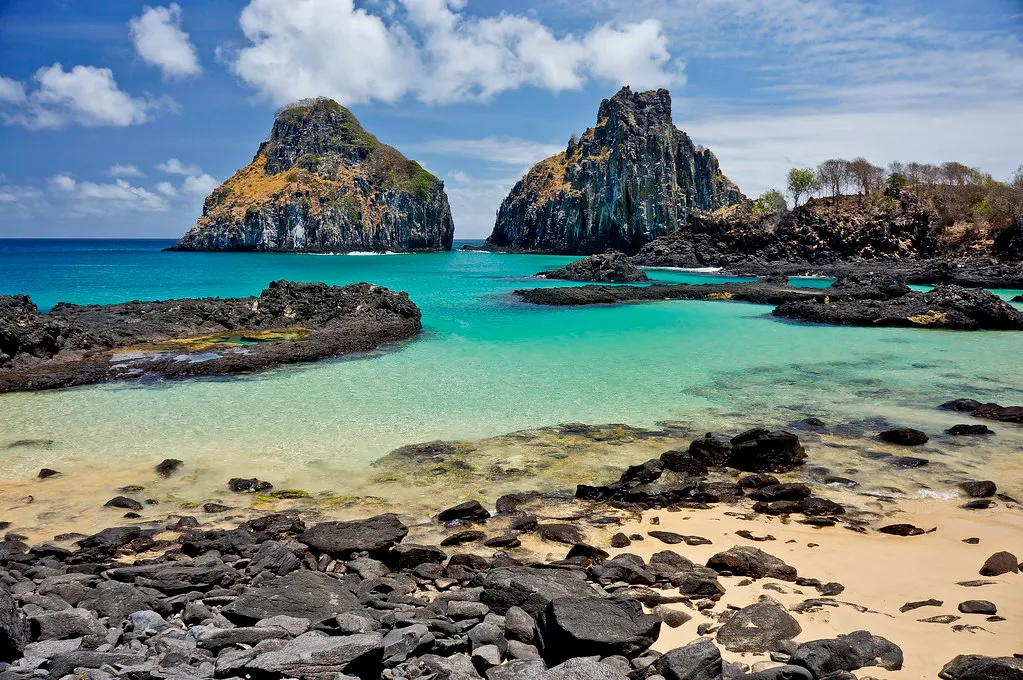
[263,97,378,175]
[598,87,674,130]
[170,96,453,253]
[484,87,742,254]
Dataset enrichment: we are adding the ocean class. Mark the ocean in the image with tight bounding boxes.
[2,238,1022,523]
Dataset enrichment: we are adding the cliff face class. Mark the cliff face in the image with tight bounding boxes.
[171,99,454,253]
[484,87,743,255]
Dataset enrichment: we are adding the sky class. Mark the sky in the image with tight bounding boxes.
[1,0,1021,240]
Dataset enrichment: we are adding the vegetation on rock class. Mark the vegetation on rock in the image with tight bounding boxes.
[484,87,743,254]
[171,97,453,253]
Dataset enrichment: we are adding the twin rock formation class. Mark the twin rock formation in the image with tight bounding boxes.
[172,89,737,255]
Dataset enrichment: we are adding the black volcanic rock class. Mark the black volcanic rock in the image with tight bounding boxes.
[484,87,742,254]
[537,596,660,663]
[727,429,806,473]
[0,281,422,393]
[774,286,1023,330]
[540,252,649,282]
[300,514,409,558]
[170,97,453,253]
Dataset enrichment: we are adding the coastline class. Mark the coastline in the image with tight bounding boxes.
[0,420,1019,678]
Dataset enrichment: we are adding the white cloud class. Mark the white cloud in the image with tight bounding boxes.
[686,104,1023,198]
[156,158,218,196]
[410,137,565,166]
[155,181,178,196]
[156,158,201,175]
[107,163,144,178]
[182,173,217,195]
[129,4,202,77]
[564,0,1023,195]
[0,64,158,129]
[48,174,169,215]
[441,171,524,238]
[0,76,26,103]
[230,0,681,105]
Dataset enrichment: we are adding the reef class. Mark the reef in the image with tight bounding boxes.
[515,274,1023,331]
[0,281,421,392]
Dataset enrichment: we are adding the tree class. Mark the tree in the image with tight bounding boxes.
[816,158,851,197]
[787,168,820,207]
[753,189,788,217]
[886,172,908,195]
[848,157,884,194]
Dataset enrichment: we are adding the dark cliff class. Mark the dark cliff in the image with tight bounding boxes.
[170,98,454,253]
[483,87,743,255]
[633,189,1023,270]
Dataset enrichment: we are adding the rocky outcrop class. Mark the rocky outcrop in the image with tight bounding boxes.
[170,98,453,253]
[540,252,649,282]
[632,193,1023,277]
[515,277,1023,330]
[773,286,1023,330]
[484,87,742,254]
[0,281,422,392]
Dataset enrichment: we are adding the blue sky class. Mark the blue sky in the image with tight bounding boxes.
[1,0,1021,239]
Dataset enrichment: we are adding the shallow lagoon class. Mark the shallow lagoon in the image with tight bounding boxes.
[1,239,1022,524]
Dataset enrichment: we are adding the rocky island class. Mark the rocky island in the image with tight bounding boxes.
[169,98,454,253]
[0,281,422,392]
[482,87,743,254]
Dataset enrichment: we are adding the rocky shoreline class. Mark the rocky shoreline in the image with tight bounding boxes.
[515,272,1023,331]
[0,281,422,393]
[0,413,1020,680]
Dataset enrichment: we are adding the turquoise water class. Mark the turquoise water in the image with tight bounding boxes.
[2,239,1023,508]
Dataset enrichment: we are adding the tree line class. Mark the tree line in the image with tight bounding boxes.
[751,159,1023,228]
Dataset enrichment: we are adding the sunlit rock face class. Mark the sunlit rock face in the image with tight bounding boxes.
[171,98,454,253]
[484,87,743,255]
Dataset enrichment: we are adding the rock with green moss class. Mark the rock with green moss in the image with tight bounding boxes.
[170,97,453,253]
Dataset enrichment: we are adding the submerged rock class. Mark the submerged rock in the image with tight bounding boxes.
[540,252,649,282]
[878,428,929,446]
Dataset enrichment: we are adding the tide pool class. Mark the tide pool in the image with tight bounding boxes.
[2,239,1022,512]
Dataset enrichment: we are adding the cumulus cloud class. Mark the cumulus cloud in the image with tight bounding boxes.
[156,158,201,175]
[157,158,218,196]
[107,163,144,178]
[0,76,26,103]
[230,0,681,105]
[48,174,170,215]
[155,181,178,197]
[0,64,159,129]
[129,4,202,77]
[182,173,217,195]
